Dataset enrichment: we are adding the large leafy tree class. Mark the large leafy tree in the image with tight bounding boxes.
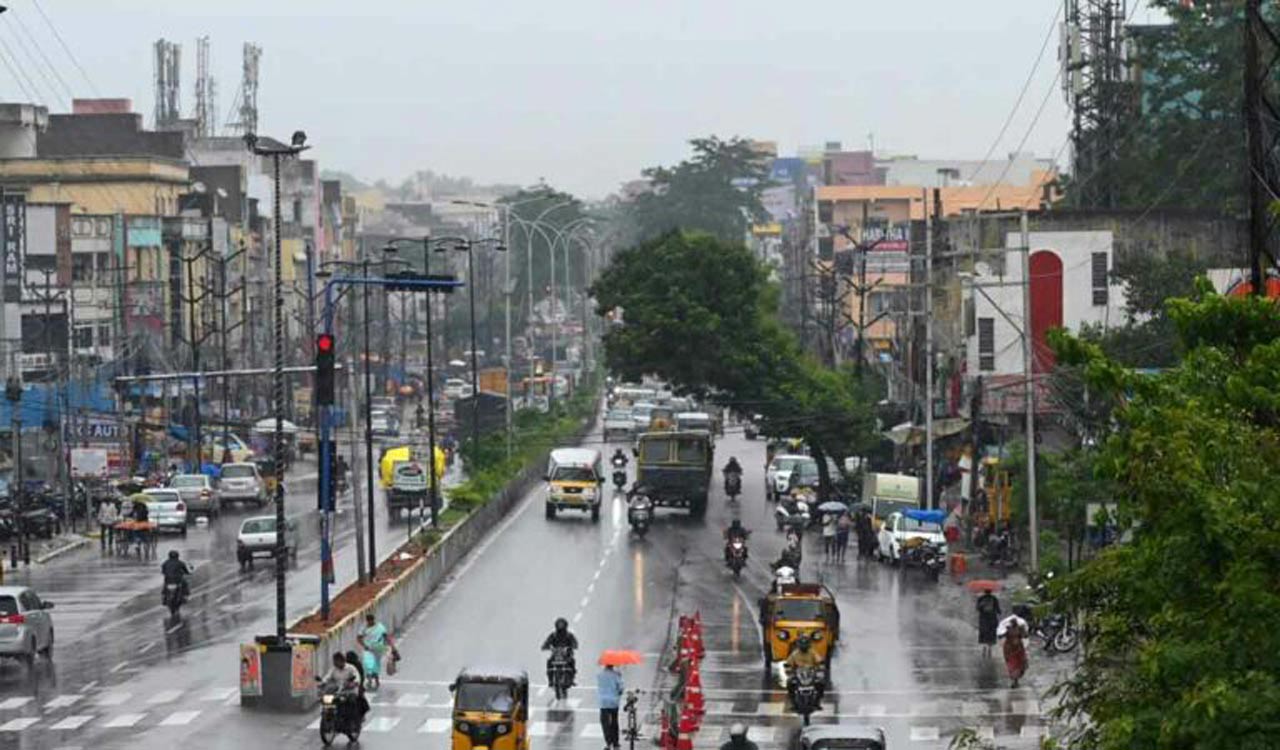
[622,136,771,244]
[592,231,878,478]
[1048,286,1280,749]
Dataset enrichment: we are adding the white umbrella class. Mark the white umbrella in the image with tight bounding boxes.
[448,359,467,368]
[997,614,1028,638]
[252,418,299,434]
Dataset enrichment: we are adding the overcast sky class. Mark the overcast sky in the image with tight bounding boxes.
[1,0,1165,198]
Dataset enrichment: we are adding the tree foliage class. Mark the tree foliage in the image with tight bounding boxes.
[621,136,770,244]
[1047,290,1280,749]
[592,231,878,474]
[1065,2,1247,213]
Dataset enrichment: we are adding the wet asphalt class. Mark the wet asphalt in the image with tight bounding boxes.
[0,414,1075,749]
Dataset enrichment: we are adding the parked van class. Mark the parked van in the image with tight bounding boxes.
[544,448,605,522]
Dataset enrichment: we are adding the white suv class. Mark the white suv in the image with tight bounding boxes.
[876,511,948,563]
[220,463,266,507]
[766,454,814,502]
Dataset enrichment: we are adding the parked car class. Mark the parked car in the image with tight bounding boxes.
[766,454,815,502]
[603,409,634,441]
[0,586,54,665]
[141,488,188,535]
[371,410,399,437]
[799,725,887,750]
[443,378,468,400]
[169,474,221,519]
[219,462,266,507]
[236,515,298,568]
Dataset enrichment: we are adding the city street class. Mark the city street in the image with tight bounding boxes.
[0,420,1070,749]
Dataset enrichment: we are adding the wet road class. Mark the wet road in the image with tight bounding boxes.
[0,418,1072,749]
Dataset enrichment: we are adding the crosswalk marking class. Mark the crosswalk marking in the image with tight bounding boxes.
[102,713,145,728]
[909,726,940,742]
[580,724,603,738]
[857,703,887,717]
[0,697,31,710]
[94,693,131,707]
[199,688,236,702]
[147,690,183,705]
[394,693,430,708]
[529,721,556,737]
[757,702,786,716]
[1012,700,1041,715]
[364,717,400,733]
[705,701,735,714]
[307,718,321,730]
[44,695,81,709]
[977,726,995,741]
[0,717,37,731]
[1020,725,1045,738]
[418,718,451,734]
[159,711,201,727]
[48,714,94,730]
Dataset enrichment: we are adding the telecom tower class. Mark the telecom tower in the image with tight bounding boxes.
[194,36,218,138]
[1061,0,1128,209]
[226,43,261,136]
[153,39,181,128]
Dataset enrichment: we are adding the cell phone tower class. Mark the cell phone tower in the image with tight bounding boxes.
[1061,0,1128,209]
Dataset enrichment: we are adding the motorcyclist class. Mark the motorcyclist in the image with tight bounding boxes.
[784,636,823,704]
[773,537,802,572]
[160,550,193,603]
[719,723,759,750]
[541,617,579,681]
[722,457,742,477]
[611,449,629,469]
[723,520,751,563]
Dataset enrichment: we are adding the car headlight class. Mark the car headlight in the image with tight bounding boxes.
[496,724,509,735]
[777,630,790,640]
[810,631,823,641]
[456,721,470,733]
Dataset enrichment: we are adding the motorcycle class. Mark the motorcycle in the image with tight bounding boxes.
[317,683,362,745]
[983,530,1019,567]
[789,666,823,726]
[627,494,653,538]
[162,580,188,619]
[902,541,947,582]
[772,565,797,590]
[1015,572,1079,653]
[726,538,748,578]
[547,646,575,700]
[773,540,802,573]
[724,472,742,501]
[612,470,627,491]
[775,496,811,531]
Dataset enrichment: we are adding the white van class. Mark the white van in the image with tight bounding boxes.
[544,448,605,522]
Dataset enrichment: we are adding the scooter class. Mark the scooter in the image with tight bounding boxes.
[726,538,748,578]
[627,494,653,538]
[317,683,362,746]
[775,496,811,531]
[724,472,742,501]
[162,580,187,619]
[612,470,627,491]
[902,540,947,582]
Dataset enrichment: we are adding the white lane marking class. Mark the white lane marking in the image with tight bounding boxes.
[757,703,786,716]
[159,711,201,727]
[909,726,940,741]
[307,718,320,730]
[572,612,583,623]
[418,718,452,734]
[585,582,595,595]
[80,681,98,692]
[102,713,145,728]
[579,596,590,608]
[395,693,430,708]
[146,690,183,705]
[138,642,156,654]
[1012,699,1041,715]
[214,593,232,604]
[48,714,94,730]
[94,693,131,707]
[164,622,184,635]
[1020,725,1045,738]
[977,726,995,741]
[536,686,548,698]
[200,688,236,702]
[109,662,129,674]
[592,569,601,581]
[45,696,81,709]
[857,704,887,717]
[0,697,31,710]
[529,721,553,737]
[364,717,400,733]
[580,724,603,738]
[0,717,37,731]
[565,698,582,710]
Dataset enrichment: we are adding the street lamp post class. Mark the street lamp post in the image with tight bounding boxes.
[245,130,309,643]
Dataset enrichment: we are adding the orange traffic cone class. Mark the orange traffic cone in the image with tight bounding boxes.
[685,659,705,716]
[690,615,706,660]
[678,696,702,734]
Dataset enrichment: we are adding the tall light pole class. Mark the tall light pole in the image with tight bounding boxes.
[245,129,309,643]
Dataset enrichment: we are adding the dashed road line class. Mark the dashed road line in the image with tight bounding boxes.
[158,711,201,727]
[48,715,94,730]
[0,718,38,731]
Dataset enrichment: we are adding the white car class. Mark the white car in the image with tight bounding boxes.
[602,409,634,441]
[766,454,814,502]
[876,511,948,564]
[443,378,468,400]
[236,516,298,568]
[0,586,54,665]
[219,462,266,507]
[141,488,188,535]
[630,402,657,433]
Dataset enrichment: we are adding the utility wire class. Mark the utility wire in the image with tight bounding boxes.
[6,4,73,100]
[29,0,98,96]
[0,16,64,108]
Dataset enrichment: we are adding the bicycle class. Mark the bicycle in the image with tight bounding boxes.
[622,690,641,750]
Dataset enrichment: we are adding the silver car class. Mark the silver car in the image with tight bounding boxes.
[220,462,265,507]
[141,488,188,536]
[170,474,221,519]
[0,587,54,665]
[236,515,298,568]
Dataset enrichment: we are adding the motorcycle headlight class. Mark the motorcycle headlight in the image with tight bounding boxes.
[322,694,335,705]
[496,724,509,735]
[456,721,470,733]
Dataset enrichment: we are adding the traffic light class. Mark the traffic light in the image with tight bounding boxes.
[315,333,335,406]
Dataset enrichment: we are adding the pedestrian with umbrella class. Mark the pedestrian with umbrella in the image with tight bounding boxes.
[968,580,1002,657]
[597,650,641,750]
[835,511,853,563]
[998,613,1030,688]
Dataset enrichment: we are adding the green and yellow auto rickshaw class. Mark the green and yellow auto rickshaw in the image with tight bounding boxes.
[449,667,530,750]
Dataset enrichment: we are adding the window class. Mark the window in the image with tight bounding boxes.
[72,254,93,283]
[1091,252,1108,306]
[640,438,671,463]
[817,201,833,224]
[817,236,833,260]
[73,326,93,349]
[97,325,111,347]
[978,317,995,371]
[675,437,705,464]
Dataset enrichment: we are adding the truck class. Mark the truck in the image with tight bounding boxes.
[478,367,507,395]
[861,472,922,523]
[388,461,429,518]
[633,431,713,517]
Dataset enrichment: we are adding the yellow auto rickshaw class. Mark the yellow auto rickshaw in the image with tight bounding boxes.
[759,583,840,672]
[449,667,530,750]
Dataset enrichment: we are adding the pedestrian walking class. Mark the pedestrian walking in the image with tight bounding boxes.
[855,509,875,558]
[835,512,852,562]
[597,663,623,750]
[1001,617,1029,688]
[822,513,837,560]
[976,590,1000,657]
[97,499,119,551]
[357,612,399,687]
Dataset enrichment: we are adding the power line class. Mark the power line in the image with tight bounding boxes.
[0,37,38,103]
[0,15,64,108]
[977,66,1062,211]
[28,0,99,96]
[5,5,73,100]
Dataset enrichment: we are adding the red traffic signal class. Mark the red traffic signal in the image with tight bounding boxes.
[316,333,335,354]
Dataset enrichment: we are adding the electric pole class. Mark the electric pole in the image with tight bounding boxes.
[1245,0,1280,294]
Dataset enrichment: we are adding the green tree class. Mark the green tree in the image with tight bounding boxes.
[622,136,770,244]
[1047,290,1280,749]
[592,230,879,482]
